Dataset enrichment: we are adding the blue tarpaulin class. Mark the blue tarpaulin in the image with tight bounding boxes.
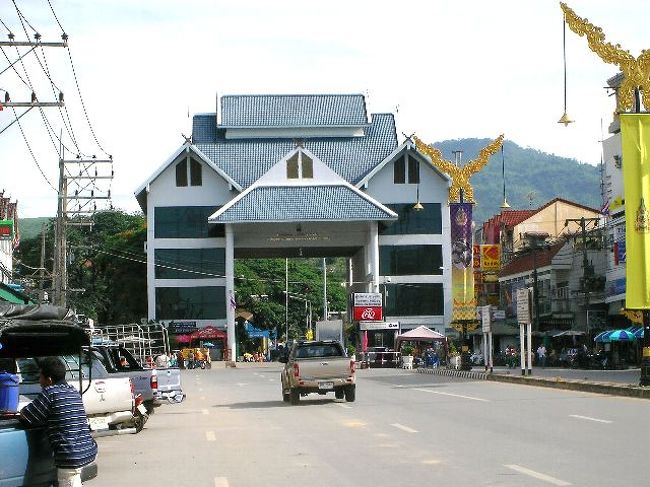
[245,321,271,338]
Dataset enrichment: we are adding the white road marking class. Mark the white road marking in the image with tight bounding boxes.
[413,388,489,402]
[390,423,418,433]
[269,379,275,382]
[199,388,204,392]
[206,431,216,442]
[200,396,206,401]
[214,477,229,487]
[236,382,248,387]
[336,403,352,409]
[504,465,571,486]
[202,409,209,415]
[569,414,612,424]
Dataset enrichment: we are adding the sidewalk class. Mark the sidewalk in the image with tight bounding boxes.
[416,365,650,399]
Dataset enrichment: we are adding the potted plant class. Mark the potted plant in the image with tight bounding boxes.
[347,344,356,361]
[401,345,415,368]
[448,342,461,369]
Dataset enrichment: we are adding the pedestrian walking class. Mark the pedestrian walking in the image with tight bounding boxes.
[537,344,547,367]
[19,356,97,487]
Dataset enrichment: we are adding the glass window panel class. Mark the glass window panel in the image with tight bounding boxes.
[380,245,442,276]
[287,154,299,179]
[155,286,226,320]
[393,155,405,184]
[155,248,225,279]
[190,159,202,186]
[176,160,187,187]
[154,206,222,238]
[379,203,442,235]
[407,154,420,184]
[384,283,444,316]
[301,154,313,178]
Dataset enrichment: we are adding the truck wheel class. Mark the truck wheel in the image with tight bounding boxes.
[335,388,344,400]
[282,388,290,402]
[290,389,300,405]
[133,410,147,433]
[344,385,356,402]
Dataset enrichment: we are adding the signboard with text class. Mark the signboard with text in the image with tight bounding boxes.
[353,306,383,321]
[359,321,399,331]
[516,288,531,325]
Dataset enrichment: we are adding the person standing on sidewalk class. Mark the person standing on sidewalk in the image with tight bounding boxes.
[19,356,97,487]
[537,344,547,368]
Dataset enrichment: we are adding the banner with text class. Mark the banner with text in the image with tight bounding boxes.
[480,244,501,271]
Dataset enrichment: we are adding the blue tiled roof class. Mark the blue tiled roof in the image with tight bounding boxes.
[211,185,396,223]
[194,113,397,187]
[220,94,368,128]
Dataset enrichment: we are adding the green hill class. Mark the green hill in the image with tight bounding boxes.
[430,138,602,224]
[18,217,52,241]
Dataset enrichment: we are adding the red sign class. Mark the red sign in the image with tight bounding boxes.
[353,306,383,321]
[0,225,11,237]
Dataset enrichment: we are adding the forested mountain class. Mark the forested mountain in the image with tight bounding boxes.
[430,138,602,224]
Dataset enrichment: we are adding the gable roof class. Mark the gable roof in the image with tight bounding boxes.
[134,143,242,213]
[498,242,565,278]
[193,113,397,188]
[210,185,397,223]
[355,138,451,188]
[219,94,369,128]
[534,197,600,215]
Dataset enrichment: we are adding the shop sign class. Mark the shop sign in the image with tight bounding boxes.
[353,306,383,321]
[166,321,198,334]
[359,321,399,331]
[353,293,382,307]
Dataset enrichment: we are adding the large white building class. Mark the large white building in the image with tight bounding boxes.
[135,94,452,356]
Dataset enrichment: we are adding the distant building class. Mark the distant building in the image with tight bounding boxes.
[135,94,453,354]
[0,193,19,284]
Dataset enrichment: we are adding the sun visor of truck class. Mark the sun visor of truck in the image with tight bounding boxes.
[0,321,90,358]
[0,303,75,321]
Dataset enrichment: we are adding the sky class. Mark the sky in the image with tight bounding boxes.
[1,0,648,218]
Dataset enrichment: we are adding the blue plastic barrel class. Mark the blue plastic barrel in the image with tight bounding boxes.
[0,372,20,412]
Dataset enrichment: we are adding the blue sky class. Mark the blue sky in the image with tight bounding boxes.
[1,0,648,217]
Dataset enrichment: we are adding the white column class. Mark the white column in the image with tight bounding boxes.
[368,222,379,293]
[225,224,235,361]
[147,209,156,321]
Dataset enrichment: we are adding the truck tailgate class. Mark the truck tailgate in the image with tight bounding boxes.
[155,367,183,393]
[297,357,350,380]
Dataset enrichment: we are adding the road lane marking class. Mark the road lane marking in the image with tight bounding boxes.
[413,388,489,402]
[206,431,216,442]
[343,420,367,428]
[199,388,204,392]
[336,403,352,409]
[268,379,275,382]
[569,414,612,424]
[200,396,206,401]
[214,477,229,487]
[202,409,209,415]
[236,382,248,387]
[504,465,571,486]
[391,423,418,433]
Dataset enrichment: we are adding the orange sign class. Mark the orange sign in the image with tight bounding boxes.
[473,245,481,269]
[481,244,501,271]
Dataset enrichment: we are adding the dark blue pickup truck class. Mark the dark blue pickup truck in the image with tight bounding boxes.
[0,304,98,486]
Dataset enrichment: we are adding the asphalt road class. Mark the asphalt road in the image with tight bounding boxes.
[92,364,648,486]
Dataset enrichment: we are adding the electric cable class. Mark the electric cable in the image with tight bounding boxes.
[11,106,56,191]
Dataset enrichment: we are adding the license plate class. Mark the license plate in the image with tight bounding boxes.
[136,404,147,415]
[318,382,334,390]
[88,417,109,431]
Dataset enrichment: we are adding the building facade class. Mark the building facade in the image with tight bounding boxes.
[135,94,452,355]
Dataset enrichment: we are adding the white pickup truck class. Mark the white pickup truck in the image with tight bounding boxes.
[17,354,136,433]
[280,341,356,405]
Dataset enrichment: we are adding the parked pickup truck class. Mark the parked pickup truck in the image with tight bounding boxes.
[18,352,136,433]
[90,342,184,409]
[280,340,355,405]
[0,304,98,486]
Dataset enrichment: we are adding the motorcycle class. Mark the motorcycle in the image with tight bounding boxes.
[131,393,149,433]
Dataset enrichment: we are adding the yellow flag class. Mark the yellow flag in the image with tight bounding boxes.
[621,114,650,309]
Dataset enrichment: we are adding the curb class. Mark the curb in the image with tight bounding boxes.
[416,367,650,399]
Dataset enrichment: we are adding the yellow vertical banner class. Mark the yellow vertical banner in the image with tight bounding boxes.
[621,114,650,309]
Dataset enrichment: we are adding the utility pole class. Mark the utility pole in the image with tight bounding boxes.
[564,217,600,335]
[38,223,47,303]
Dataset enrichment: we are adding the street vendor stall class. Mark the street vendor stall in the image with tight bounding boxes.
[189,326,227,360]
[394,326,447,366]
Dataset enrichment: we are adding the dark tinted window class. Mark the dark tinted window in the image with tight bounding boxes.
[176,160,187,187]
[379,203,442,235]
[384,283,444,316]
[154,206,224,238]
[393,155,405,184]
[190,159,202,186]
[380,245,443,275]
[155,248,225,279]
[155,286,226,320]
[408,155,419,183]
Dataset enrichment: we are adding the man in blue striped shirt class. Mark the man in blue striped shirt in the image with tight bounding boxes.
[20,356,98,487]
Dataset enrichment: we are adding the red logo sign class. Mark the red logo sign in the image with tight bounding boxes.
[353,306,383,321]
